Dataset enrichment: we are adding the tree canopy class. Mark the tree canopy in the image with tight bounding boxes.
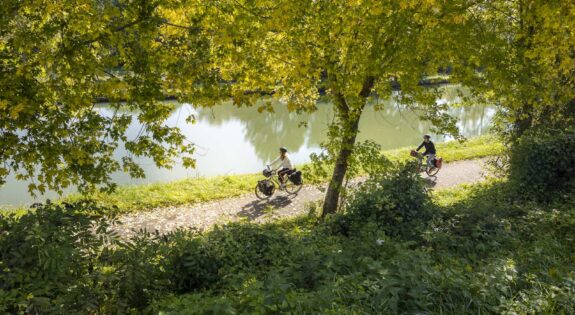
[0,0,224,194]
[1,0,574,213]
[206,0,481,214]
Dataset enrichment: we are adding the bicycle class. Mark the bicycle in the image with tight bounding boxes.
[410,150,442,176]
[255,166,303,200]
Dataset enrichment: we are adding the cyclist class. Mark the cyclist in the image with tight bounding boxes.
[268,147,293,190]
[416,134,436,169]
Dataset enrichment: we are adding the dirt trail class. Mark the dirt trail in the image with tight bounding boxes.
[116,158,488,237]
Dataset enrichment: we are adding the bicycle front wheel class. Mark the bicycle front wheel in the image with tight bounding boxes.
[255,182,275,200]
[284,181,303,194]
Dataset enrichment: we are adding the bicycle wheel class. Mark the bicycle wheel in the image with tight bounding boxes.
[426,166,440,176]
[255,181,275,200]
[413,158,424,173]
[494,154,510,172]
[284,180,303,194]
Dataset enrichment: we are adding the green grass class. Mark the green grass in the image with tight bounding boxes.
[430,178,507,207]
[384,134,503,163]
[13,135,503,214]
[0,207,30,218]
[64,174,262,213]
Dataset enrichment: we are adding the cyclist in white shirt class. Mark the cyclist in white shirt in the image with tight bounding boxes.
[268,147,293,190]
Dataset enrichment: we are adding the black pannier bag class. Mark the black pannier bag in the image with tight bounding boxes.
[258,180,274,196]
[289,171,302,185]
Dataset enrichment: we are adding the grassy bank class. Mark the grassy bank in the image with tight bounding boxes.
[384,134,504,162]
[27,135,502,213]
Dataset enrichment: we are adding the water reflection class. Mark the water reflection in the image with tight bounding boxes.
[0,85,494,207]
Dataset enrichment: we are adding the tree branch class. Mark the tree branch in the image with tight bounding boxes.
[160,20,203,33]
[78,18,145,47]
[359,76,375,98]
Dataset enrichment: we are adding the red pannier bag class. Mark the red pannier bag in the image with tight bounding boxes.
[434,157,443,168]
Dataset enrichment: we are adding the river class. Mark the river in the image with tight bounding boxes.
[0,85,495,207]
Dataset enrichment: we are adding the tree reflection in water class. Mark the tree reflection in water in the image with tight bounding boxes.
[192,85,494,162]
[0,85,495,206]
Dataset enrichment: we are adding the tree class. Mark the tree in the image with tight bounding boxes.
[7,0,562,216]
[444,0,575,140]
[0,0,227,194]
[208,0,464,216]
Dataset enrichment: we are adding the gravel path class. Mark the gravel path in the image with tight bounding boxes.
[115,158,488,237]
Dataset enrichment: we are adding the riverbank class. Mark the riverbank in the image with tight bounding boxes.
[55,135,501,214]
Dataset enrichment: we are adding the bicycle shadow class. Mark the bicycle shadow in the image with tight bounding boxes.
[237,194,297,221]
[422,176,438,189]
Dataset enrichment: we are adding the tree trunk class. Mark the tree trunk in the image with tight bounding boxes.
[321,76,374,217]
[321,114,361,217]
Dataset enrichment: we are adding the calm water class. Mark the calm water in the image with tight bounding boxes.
[0,86,495,207]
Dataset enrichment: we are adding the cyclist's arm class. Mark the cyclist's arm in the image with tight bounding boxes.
[268,157,280,170]
[416,142,424,151]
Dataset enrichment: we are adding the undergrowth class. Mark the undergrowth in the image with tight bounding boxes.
[2,161,574,314]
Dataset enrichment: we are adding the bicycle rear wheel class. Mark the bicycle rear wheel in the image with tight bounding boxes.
[426,167,440,176]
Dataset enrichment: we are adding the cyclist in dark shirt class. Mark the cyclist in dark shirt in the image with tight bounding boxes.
[416,134,436,168]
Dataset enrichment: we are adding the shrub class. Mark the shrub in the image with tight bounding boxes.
[344,163,432,239]
[0,201,176,313]
[0,201,122,314]
[509,129,575,200]
[163,230,222,293]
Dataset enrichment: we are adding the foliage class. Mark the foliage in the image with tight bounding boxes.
[0,0,227,195]
[0,201,123,314]
[2,177,575,314]
[154,179,575,314]
[343,163,432,239]
[450,1,575,139]
[508,129,575,200]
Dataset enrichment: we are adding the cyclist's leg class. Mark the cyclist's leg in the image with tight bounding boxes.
[278,168,288,183]
[414,153,423,171]
[426,154,436,168]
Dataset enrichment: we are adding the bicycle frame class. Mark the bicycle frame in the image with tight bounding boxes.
[255,166,303,199]
[264,167,285,188]
[411,151,441,176]
[413,152,426,170]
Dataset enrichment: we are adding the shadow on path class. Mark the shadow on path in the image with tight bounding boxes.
[238,194,297,220]
[423,176,438,188]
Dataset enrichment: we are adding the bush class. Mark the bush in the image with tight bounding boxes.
[0,201,123,314]
[0,201,180,313]
[344,163,432,239]
[164,232,222,293]
[509,129,575,200]
[4,179,575,314]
